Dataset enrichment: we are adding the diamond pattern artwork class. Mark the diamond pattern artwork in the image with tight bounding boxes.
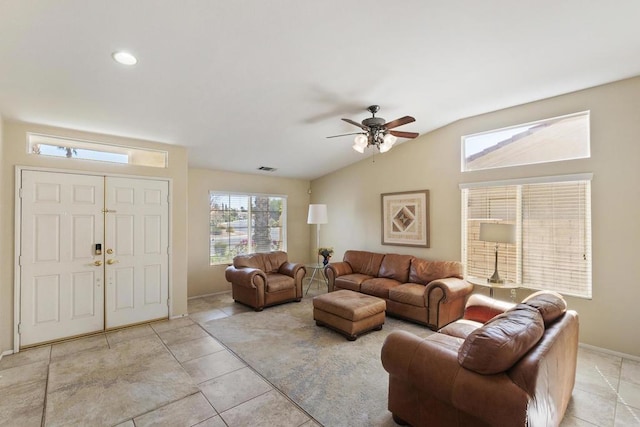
[382,190,429,247]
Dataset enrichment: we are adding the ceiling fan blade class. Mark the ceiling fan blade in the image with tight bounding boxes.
[326,132,365,139]
[384,116,415,130]
[341,118,368,130]
[389,130,419,139]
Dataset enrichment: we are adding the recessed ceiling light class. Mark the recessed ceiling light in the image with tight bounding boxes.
[112,51,137,66]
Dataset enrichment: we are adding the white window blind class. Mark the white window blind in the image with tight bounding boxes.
[461,176,592,298]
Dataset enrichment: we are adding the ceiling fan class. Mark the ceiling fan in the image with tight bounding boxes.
[327,105,419,153]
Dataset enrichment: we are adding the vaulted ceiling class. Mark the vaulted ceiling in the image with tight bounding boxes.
[2,1,640,179]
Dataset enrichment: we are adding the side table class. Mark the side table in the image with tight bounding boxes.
[305,263,328,295]
[466,276,518,301]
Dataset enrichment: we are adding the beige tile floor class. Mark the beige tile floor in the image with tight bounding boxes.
[0,288,638,426]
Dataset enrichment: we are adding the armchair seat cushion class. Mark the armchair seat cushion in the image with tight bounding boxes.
[265,273,295,292]
[388,283,426,307]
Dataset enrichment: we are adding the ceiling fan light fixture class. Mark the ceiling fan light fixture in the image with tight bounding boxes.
[353,134,368,152]
[354,134,368,146]
[379,141,392,153]
[352,141,367,153]
[383,133,397,146]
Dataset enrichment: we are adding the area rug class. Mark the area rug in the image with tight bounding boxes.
[200,293,433,427]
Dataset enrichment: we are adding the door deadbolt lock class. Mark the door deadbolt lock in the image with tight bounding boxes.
[106,259,119,265]
[106,248,114,254]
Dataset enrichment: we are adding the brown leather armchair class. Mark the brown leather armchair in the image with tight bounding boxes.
[225,251,305,311]
[381,291,579,427]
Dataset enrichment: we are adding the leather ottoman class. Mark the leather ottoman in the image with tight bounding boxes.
[313,289,386,340]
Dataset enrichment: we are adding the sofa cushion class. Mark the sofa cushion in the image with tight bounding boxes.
[344,250,385,277]
[409,259,463,285]
[233,253,265,270]
[265,273,294,292]
[522,290,567,326]
[361,278,401,299]
[378,254,413,282]
[388,283,426,308]
[458,304,545,375]
[439,319,483,339]
[263,251,287,273]
[463,293,516,323]
[335,274,373,292]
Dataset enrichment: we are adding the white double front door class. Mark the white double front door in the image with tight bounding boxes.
[19,170,169,347]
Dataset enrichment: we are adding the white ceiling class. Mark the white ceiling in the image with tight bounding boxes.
[2,1,640,180]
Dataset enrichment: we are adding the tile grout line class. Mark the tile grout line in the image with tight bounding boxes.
[192,320,322,426]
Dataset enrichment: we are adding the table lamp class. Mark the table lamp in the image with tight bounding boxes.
[479,222,516,284]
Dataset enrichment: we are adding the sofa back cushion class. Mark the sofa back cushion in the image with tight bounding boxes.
[233,253,265,270]
[458,304,545,375]
[378,254,414,282]
[522,290,567,326]
[262,251,288,273]
[463,293,516,323]
[409,259,463,284]
[344,250,385,277]
[233,251,287,273]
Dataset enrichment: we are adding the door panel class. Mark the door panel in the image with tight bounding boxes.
[105,177,169,328]
[20,171,105,346]
[20,171,169,345]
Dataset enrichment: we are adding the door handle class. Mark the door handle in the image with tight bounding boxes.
[93,260,103,266]
[106,259,119,265]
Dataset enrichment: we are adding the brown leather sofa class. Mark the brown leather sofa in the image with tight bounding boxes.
[324,250,473,330]
[224,251,305,311]
[381,291,579,427]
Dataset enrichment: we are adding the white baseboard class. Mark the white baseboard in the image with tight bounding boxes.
[579,342,640,362]
[0,349,14,361]
[169,313,189,320]
[188,290,232,300]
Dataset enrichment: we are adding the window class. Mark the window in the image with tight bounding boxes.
[461,174,592,298]
[28,133,168,168]
[210,192,286,265]
[462,111,590,172]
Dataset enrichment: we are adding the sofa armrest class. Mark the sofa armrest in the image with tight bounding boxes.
[225,266,267,290]
[463,293,516,323]
[279,261,304,278]
[424,278,474,329]
[382,330,464,400]
[425,277,473,301]
[324,261,353,292]
[382,330,529,427]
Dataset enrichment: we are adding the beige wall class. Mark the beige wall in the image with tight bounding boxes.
[0,121,189,354]
[310,76,640,357]
[187,168,311,297]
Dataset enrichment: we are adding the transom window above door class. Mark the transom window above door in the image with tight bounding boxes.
[27,133,168,168]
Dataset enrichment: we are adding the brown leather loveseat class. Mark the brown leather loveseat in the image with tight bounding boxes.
[325,250,473,330]
[381,291,579,427]
[224,251,306,311]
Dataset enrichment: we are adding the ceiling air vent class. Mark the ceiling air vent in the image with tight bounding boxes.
[257,166,277,172]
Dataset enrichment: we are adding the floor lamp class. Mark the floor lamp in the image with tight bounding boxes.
[479,223,516,283]
[307,204,328,260]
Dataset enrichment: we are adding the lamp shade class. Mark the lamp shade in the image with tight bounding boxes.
[307,204,328,224]
[479,223,515,244]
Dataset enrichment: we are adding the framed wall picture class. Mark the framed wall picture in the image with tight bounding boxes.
[381,190,430,248]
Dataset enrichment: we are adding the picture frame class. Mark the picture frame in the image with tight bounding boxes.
[381,190,430,248]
